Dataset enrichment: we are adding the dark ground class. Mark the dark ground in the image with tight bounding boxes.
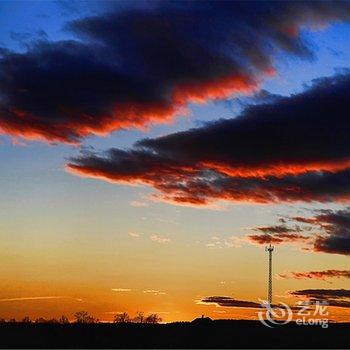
[0,320,349,348]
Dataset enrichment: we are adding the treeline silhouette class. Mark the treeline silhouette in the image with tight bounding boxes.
[0,311,161,324]
[0,319,349,348]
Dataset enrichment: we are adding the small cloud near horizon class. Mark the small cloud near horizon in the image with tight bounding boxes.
[143,290,166,295]
[0,296,82,302]
[130,200,149,208]
[198,296,262,309]
[128,232,143,239]
[111,288,132,292]
[150,234,171,244]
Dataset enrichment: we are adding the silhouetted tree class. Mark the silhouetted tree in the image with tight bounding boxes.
[74,311,96,324]
[134,311,144,323]
[0,318,6,323]
[58,315,69,324]
[7,318,16,323]
[21,316,31,323]
[113,312,130,323]
[145,313,162,324]
[35,317,47,323]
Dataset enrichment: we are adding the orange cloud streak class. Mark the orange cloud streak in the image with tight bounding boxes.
[202,159,350,178]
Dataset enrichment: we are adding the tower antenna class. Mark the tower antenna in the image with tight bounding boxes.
[265,243,274,308]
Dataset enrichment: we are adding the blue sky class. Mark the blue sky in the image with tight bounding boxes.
[1,0,349,236]
[1,0,349,246]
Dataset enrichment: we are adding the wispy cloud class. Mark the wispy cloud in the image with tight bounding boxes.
[150,234,171,244]
[213,310,227,314]
[278,270,350,281]
[0,296,82,302]
[143,290,166,295]
[128,232,143,239]
[130,200,149,208]
[111,288,132,292]
[206,235,244,248]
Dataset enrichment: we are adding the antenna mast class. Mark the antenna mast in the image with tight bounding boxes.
[265,244,274,306]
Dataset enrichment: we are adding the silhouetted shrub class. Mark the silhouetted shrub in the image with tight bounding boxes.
[133,311,144,323]
[145,313,162,324]
[59,315,69,324]
[74,311,97,324]
[21,316,31,323]
[113,312,130,323]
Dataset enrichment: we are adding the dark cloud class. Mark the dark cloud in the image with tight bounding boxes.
[314,234,350,255]
[2,1,350,142]
[68,72,350,206]
[253,225,301,234]
[278,270,350,281]
[296,208,350,255]
[293,208,350,230]
[248,208,350,255]
[200,296,301,310]
[248,224,310,245]
[325,300,350,308]
[10,30,48,44]
[248,233,310,245]
[200,296,262,309]
[136,72,350,178]
[292,289,350,298]
[290,289,350,308]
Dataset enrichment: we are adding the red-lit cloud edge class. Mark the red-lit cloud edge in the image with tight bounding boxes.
[1,2,350,143]
[67,71,350,210]
[246,208,350,255]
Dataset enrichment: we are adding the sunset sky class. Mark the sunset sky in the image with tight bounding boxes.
[0,0,350,323]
